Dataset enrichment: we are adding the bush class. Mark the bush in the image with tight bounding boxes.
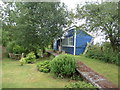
[85,43,119,65]
[37,61,51,73]
[6,41,15,53]
[49,55,55,60]
[19,57,26,66]
[70,72,83,81]
[65,81,96,89]
[50,54,76,77]
[25,52,36,63]
[6,41,25,54]
[13,45,25,54]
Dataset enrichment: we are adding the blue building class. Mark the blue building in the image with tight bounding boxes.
[53,27,94,55]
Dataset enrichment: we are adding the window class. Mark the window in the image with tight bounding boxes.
[69,36,73,45]
[62,36,74,46]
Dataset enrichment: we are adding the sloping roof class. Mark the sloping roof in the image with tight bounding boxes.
[64,25,94,38]
[63,29,74,37]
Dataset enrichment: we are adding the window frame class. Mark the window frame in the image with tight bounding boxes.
[62,36,74,47]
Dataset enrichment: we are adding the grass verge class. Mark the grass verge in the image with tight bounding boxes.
[2,58,71,88]
[75,55,118,86]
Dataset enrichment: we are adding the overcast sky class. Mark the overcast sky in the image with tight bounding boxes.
[61,0,102,10]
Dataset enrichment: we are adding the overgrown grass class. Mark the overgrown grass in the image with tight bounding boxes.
[75,55,119,87]
[2,58,71,88]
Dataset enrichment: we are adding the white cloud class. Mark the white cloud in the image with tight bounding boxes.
[61,0,102,10]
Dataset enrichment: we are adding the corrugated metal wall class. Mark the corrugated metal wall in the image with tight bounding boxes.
[75,31,92,55]
[62,47,74,54]
[53,30,92,55]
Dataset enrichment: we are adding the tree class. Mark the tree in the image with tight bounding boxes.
[2,2,68,53]
[76,2,119,51]
[1,2,18,46]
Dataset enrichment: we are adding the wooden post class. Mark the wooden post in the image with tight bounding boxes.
[21,53,24,58]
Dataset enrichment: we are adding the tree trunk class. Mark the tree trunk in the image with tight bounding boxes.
[109,34,118,52]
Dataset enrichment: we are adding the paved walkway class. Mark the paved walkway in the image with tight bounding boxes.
[46,50,59,56]
[76,60,118,89]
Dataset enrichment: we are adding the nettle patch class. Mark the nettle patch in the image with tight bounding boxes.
[37,61,51,73]
[25,52,36,63]
[19,52,36,66]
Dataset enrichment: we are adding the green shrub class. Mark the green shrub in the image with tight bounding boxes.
[37,61,51,73]
[13,45,25,54]
[25,52,36,63]
[6,41,25,54]
[70,72,83,81]
[6,41,16,53]
[49,55,55,60]
[65,81,96,89]
[43,52,48,57]
[85,43,119,65]
[50,54,76,77]
[19,57,26,66]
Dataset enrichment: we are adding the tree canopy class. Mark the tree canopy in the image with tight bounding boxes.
[2,2,68,52]
[76,2,119,51]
